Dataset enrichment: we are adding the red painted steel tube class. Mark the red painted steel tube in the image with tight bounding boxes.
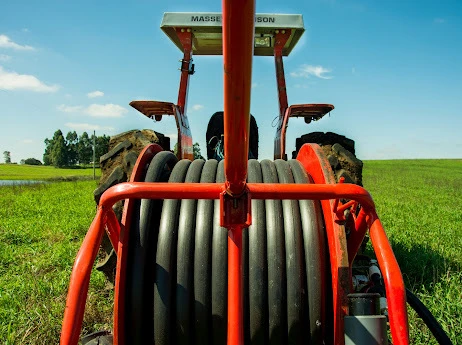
[222,0,255,195]
[347,208,368,267]
[99,181,375,208]
[176,29,193,115]
[274,107,290,159]
[368,212,409,345]
[174,106,194,160]
[60,210,105,345]
[274,30,291,119]
[105,209,120,251]
[228,226,244,345]
[174,29,194,160]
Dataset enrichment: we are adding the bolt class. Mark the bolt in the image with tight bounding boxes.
[181,28,185,33]
[282,30,286,34]
[275,29,279,34]
[187,28,191,32]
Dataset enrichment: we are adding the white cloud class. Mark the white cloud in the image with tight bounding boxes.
[65,122,115,132]
[0,54,11,62]
[0,34,34,50]
[191,104,204,111]
[0,66,59,92]
[290,64,333,79]
[434,18,446,24]
[57,104,84,113]
[165,133,178,140]
[85,104,127,118]
[57,103,127,118]
[87,90,104,98]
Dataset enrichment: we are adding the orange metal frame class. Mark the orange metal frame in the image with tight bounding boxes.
[60,0,410,344]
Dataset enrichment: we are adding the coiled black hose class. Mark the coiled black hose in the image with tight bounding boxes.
[124,158,327,344]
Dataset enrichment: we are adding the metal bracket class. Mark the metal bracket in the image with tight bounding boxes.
[220,189,252,228]
[332,177,358,224]
[178,58,195,75]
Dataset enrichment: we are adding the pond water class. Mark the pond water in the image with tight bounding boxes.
[0,180,45,186]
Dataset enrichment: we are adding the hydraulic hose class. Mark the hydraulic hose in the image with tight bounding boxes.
[405,288,453,345]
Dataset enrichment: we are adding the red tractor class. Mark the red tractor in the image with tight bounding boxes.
[61,1,452,344]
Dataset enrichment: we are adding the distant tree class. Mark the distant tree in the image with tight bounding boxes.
[193,142,204,160]
[78,132,93,165]
[43,129,111,167]
[95,134,110,162]
[24,158,42,165]
[66,131,78,165]
[3,151,11,163]
[20,159,25,165]
[51,130,68,167]
[43,138,52,165]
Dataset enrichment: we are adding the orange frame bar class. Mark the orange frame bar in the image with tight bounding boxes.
[61,179,409,345]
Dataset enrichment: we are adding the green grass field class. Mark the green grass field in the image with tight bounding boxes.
[0,180,112,344]
[363,159,462,343]
[0,164,100,181]
[0,160,460,344]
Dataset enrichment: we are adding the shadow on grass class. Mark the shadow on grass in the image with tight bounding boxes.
[384,240,459,292]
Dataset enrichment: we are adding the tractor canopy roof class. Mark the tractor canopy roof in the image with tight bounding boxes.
[161,12,304,56]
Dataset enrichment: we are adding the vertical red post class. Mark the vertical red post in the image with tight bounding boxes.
[227,226,244,345]
[174,29,195,160]
[222,0,255,344]
[273,30,291,159]
[222,0,255,196]
[176,29,193,116]
[274,30,291,118]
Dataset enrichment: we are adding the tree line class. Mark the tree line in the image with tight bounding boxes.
[43,130,109,168]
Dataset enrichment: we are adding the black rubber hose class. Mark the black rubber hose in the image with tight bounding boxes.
[125,150,178,344]
[288,159,325,343]
[274,159,305,345]
[154,159,191,345]
[194,159,218,345]
[246,159,268,345]
[406,288,453,345]
[260,159,287,345]
[211,159,228,345]
[176,159,205,345]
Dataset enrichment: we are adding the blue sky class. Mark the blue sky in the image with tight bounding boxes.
[1,0,461,163]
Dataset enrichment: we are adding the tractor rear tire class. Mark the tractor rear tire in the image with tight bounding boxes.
[93,129,170,282]
[293,131,363,186]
